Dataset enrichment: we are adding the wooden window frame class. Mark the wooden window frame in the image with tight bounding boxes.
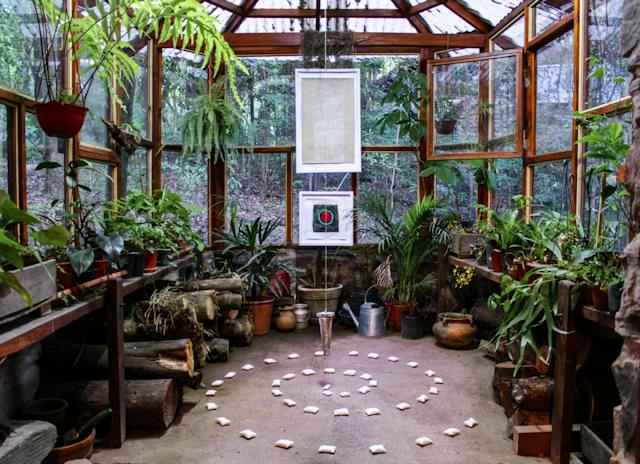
[426,49,525,161]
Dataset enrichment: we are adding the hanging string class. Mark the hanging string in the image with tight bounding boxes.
[323,0,328,311]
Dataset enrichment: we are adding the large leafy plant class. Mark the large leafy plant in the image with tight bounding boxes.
[0,191,69,304]
[32,0,244,107]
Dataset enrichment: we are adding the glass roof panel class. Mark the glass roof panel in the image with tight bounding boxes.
[205,4,233,30]
[236,16,415,33]
[455,0,521,26]
[254,0,398,9]
[421,5,474,33]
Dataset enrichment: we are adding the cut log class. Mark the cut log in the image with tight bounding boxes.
[511,376,554,411]
[216,292,243,311]
[507,408,551,436]
[39,379,180,429]
[219,315,253,347]
[206,338,230,363]
[492,361,537,405]
[43,338,195,384]
[513,425,552,457]
[176,290,218,321]
[185,277,244,294]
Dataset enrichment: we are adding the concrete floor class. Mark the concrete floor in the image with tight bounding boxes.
[94,326,550,464]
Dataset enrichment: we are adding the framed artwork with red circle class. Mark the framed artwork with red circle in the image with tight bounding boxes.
[299,191,353,246]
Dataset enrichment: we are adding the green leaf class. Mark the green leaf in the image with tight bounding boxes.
[32,225,70,247]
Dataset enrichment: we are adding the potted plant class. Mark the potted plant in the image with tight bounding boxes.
[0,190,69,319]
[215,215,292,335]
[434,96,463,135]
[29,0,243,138]
[297,249,345,325]
[360,193,449,337]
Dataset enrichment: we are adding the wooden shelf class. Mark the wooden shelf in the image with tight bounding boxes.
[579,305,616,332]
[447,255,505,284]
[0,255,195,358]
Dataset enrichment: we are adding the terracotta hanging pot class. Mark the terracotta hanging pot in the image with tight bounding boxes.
[34,102,88,138]
[435,118,457,135]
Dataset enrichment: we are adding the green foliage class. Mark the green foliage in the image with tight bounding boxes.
[359,193,449,314]
[181,79,248,163]
[31,0,245,107]
[214,214,291,300]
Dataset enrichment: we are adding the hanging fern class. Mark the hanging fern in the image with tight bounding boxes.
[181,79,248,162]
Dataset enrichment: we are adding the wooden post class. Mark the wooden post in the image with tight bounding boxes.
[550,280,577,464]
[105,278,125,448]
[436,243,448,313]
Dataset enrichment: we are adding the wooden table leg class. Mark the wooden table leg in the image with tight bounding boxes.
[105,278,125,448]
[550,281,577,464]
[437,243,448,313]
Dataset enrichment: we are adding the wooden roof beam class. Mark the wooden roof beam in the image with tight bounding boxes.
[387,0,431,33]
[487,0,534,38]
[225,0,260,33]
[201,0,243,15]
[246,9,405,18]
[408,0,444,16]
[443,0,493,33]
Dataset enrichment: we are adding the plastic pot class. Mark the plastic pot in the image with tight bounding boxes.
[144,250,158,272]
[156,248,172,267]
[400,313,424,339]
[249,297,275,335]
[388,303,409,331]
[34,102,88,138]
[590,287,608,311]
[608,282,623,313]
[19,398,68,430]
[123,252,144,278]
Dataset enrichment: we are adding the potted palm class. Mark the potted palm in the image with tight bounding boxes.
[360,193,449,337]
[215,215,292,335]
[29,0,243,138]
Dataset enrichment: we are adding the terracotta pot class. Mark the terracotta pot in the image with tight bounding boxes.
[507,266,519,279]
[276,306,296,332]
[490,249,503,273]
[590,287,608,311]
[249,297,275,335]
[57,261,73,290]
[432,312,477,348]
[144,250,158,272]
[388,303,409,331]
[435,118,457,135]
[34,101,88,138]
[45,428,95,464]
[92,259,108,278]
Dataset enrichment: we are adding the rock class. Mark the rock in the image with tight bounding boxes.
[0,420,57,464]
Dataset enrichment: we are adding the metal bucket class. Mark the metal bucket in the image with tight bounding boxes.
[357,302,386,338]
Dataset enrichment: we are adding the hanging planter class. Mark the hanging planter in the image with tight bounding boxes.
[34,102,88,138]
[435,118,457,135]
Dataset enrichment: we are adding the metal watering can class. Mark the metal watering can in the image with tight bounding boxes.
[344,301,387,338]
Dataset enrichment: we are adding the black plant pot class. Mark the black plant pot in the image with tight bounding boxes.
[77,268,96,284]
[157,248,172,267]
[608,282,623,313]
[123,252,144,278]
[485,241,496,268]
[401,313,424,340]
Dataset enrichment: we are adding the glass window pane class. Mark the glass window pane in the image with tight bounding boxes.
[533,0,574,37]
[357,152,417,243]
[78,160,113,207]
[293,166,351,244]
[432,54,518,155]
[535,31,574,156]
[492,17,525,50]
[226,153,286,244]
[125,148,149,195]
[26,113,64,218]
[122,44,149,138]
[533,160,571,214]
[80,60,110,147]
[587,0,629,108]
[162,151,209,242]
[0,105,8,193]
[492,158,522,213]
[162,50,206,145]
[436,162,477,225]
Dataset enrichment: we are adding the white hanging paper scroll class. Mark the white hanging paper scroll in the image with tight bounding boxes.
[295,69,361,173]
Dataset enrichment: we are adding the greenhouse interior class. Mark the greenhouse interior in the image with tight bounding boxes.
[0,0,638,463]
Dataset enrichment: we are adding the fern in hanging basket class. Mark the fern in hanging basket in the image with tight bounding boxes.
[181,79,248,163]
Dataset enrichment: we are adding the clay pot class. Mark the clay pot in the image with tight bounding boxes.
[276,306,296,332]
[435,118,457,135]
[388,303,409,331]
[297,284,343,324]
[45,428,95,464]
[490,249,503,273]
[92,259,108,278]
[34,101,88,138]
[144,250,158,272]
[19,398,68,430]
[432,312,477,348]
[249,297,275,335]
[57,261,73,290]
[293,304,310,330]
[590,287,608,311]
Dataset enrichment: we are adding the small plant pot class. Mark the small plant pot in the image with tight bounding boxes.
[45,427,96,464]
[388,303,409,331]
[579,285,593,305]
[432,312,477,348]
[123,252,144,278]
[57,261,73,290]
[435,118,457,135]
[400,313,424,340]
[156,248,172,267]
[608,282,623,313]
[276,306,296,332]
[590,287,608,311]
[293,304,310,330]
[507,266,519,280]
[490,249,503,273]
[92,259,108,278]
[19,398,68,430]
[516,263,527,280]
[34,101,88,138]
[249,297,275,335]
[144,250,159,272]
